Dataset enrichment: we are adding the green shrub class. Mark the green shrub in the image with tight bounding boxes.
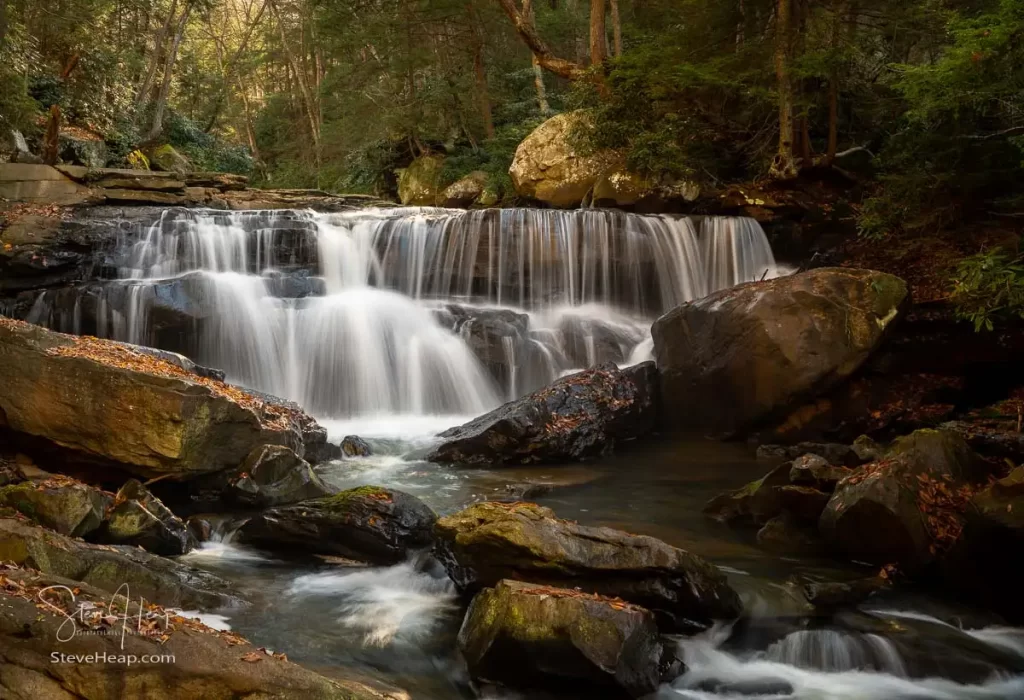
[950,248,1024,331]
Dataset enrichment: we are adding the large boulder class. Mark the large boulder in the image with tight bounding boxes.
[943,467,1024,622]
[509,112,620,208]
[97,479,195,555]
[0,567,388,700]
[652,268,909,436]
[819,430,981,570]
[144,143,192,173]
[428,362,658,466]
[440,170,489,208]
[459,579,665,698]
[0,476,111,537]
[434,502,741,631]
[240,486,436,564]
[0,319,325,479]
[0,516,237,609]
[397,154,445,206]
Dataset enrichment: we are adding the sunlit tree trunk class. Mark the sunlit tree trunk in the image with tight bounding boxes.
[589,0,606,66]
[268,0,321,169]
[609,0,622,57]
[146,2,192,141]
[522,0,551,113]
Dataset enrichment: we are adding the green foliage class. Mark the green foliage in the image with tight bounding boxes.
[164,111,253,175]
[950,248,1024,331]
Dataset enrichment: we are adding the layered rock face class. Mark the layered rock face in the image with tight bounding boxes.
[434,501,741,631]
[0,318,330,479]
[653,267,910,436]
[429,362,658,466]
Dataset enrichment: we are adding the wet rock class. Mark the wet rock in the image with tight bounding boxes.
[943,467,1024,622]
[428,362,658,466]
[240,486,436,564]
[803,576,889,610]
[434,303,533,392]
[703,463,792,526]
[0,476,111,537]
[756,514,824,555]
[458,579,664,698]
[434,501,741,631]
[789,454,854,491]
[186,515,213,543]
[97,479,195,555]
[819,459,937,569]
[341,435,373,458]
[197,444,332,509]
[0,568,382,700]
[0,319,329,479]
[0,516,238,609]
[652,267,909,436]
[757,442,864,468]
[556,314,644,368]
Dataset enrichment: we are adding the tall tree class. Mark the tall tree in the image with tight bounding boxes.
[770,0,798,179]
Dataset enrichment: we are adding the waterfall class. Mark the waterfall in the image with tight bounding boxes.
[23,207,781,418]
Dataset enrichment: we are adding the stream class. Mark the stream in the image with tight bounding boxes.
[20,206,1024,697]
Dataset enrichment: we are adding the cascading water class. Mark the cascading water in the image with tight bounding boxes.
[24,207,781,419]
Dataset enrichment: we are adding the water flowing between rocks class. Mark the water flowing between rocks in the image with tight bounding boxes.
[20,206,1024,698]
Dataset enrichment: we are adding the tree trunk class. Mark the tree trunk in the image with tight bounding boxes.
[589,0,607,66]
[522,0,551,113]
[736,0,745,51]
[134,0,178,111]
[826,75,838,164]
[494,0,587,80]
[42,105,61,166]
[770,0,798,179]
[469,0,495,139]
[145,2,191,142]
[268,0,321,168]
[609,0,622,57]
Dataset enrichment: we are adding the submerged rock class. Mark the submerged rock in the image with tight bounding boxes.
[0,516,238,609]
[756,514,823,555]
[803,576,890,610]
[459,579,664,698]
[428,362,658,466]
[0,476,111,537]
[434,501,741,631]
[0,567,385,700]
[0,318,328,479]
[240,486,436,564]
[97,479,195,555]
[341,435,373,458]
[652,267,909,436]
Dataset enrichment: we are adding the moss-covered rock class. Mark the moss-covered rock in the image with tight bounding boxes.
[458,579,664,698]
[340,436,372,458]
[434,501,741,631]
[440,170,488,208]
[397,154,445,206]
[509,112,621,208]
[0,516,238,609]
[0,477,111,537]
[652,267,910,436]
[97,479,195,555]
[240,486,436,563]
[429,362,658,466]
[145,143,191,173]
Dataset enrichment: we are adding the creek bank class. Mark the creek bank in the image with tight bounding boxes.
[434,501,741,631]
[428,362,658,466]
[0,565,391,700]
[707,428,1023,619]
